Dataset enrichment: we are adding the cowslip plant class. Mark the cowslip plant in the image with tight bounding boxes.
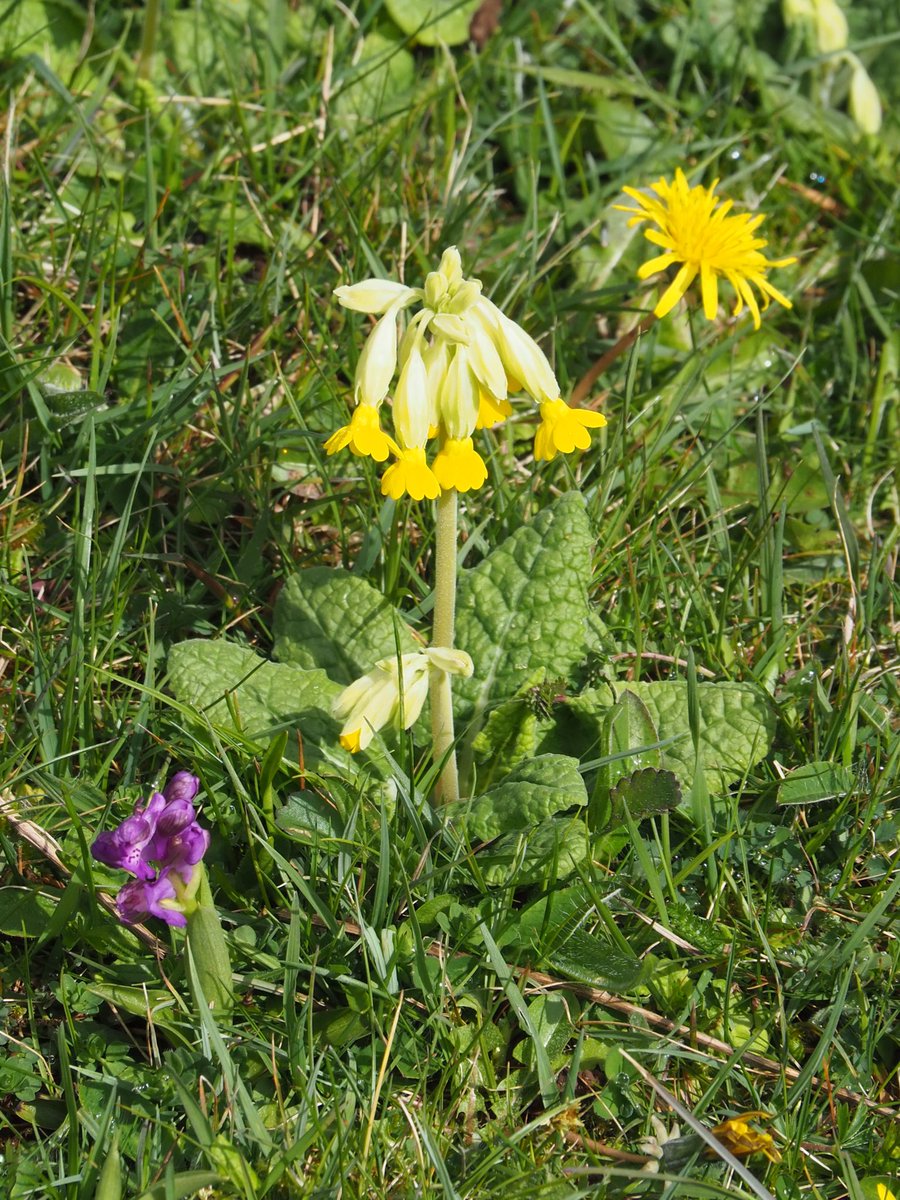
[327,246,608,801]
[91,771,233,1012]
[168,202,796,883]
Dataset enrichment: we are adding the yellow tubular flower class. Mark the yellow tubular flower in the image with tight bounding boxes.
[709,1113,781,1163]
[433,438,488,493]
[332,246,609,481]
[617,169,797,330]
[534,399,608,462]
[381,448,441,502]
[333,648,473,752]
[476,389,513,430]
[324,403,400,462]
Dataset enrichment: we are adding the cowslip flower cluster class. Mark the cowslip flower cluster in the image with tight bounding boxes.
[333,647,473,752]
[325,247,607,499]
[91,771,209,927]
[617,170,797,329]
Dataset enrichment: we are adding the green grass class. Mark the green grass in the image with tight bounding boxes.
[1,0,899,1197]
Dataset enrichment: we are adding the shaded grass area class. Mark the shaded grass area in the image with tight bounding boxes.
[1,0,898,1196]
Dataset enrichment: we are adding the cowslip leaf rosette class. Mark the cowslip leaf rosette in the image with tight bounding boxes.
[325,247,607,499]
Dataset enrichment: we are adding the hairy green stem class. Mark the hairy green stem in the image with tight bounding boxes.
[430,487,459,803]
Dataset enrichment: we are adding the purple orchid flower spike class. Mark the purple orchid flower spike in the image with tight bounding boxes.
[91,771,209,927]
[90,792,166,880]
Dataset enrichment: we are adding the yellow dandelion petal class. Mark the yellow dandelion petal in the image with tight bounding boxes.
[433,438,488,493]
[381,448,441,502]
[618,171,797,326]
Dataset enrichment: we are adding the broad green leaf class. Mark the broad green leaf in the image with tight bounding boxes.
[0,887,57,937]
[334,32,416,122]
[608,680,775,792]
[546,928,642,992]
[471,670,548,788]
[610,768,682,823]
[455,492,593,728]
[505,888,641,991]
[167,639,374,775]
[448,754,587,843]
[777,761,856,806]
[275,792,342,839]
[273,567,418,684]
[666,903,733,954]
[384,0,481,46]
[479,816,590,887]
[1,1,86,78]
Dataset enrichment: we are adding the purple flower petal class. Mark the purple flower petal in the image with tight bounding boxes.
[163,772,200,804]
[156,798,197,837]
[116,870,186,928]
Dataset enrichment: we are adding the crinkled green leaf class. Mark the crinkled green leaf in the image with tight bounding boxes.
[479,816,590,887]
[455,492,593,728]
[384,0,481,45]
[666,903,733,954]
[610,768,682,823]
[275,792,342,839]
[449,753,587,843]
[607,680,775,792]
[273,567,418,684]
[167,639,380,775]
[471,669,547,786]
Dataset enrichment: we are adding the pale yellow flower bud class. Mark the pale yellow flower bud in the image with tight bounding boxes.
[424,271,448,310]
[439,346,480,440]
[814,0,848,52]
[393,341,430,450]
[335,280,418,314]
[353,304,401,406]
[474,298,560,403]
[424,646,474,677]
[849,61,882,133]
[333,647,474,752]
[438,246,463,289]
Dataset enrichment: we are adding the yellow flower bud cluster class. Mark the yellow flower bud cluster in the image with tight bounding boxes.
[325,247,606,500]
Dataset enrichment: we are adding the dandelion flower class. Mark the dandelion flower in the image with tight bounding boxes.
[617,169,797,330]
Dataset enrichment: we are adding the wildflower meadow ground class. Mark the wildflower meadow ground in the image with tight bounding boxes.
[1,1,898,1197]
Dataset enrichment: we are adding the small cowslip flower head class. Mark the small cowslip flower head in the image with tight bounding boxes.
[433,437,488,492]
[534,399,608,462]
[616,169,797,330]
[333,647,474,752]
[328,246,607,496]
[91,771,209,927]
[710,1112,781,1163]
[323,403,399,463]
